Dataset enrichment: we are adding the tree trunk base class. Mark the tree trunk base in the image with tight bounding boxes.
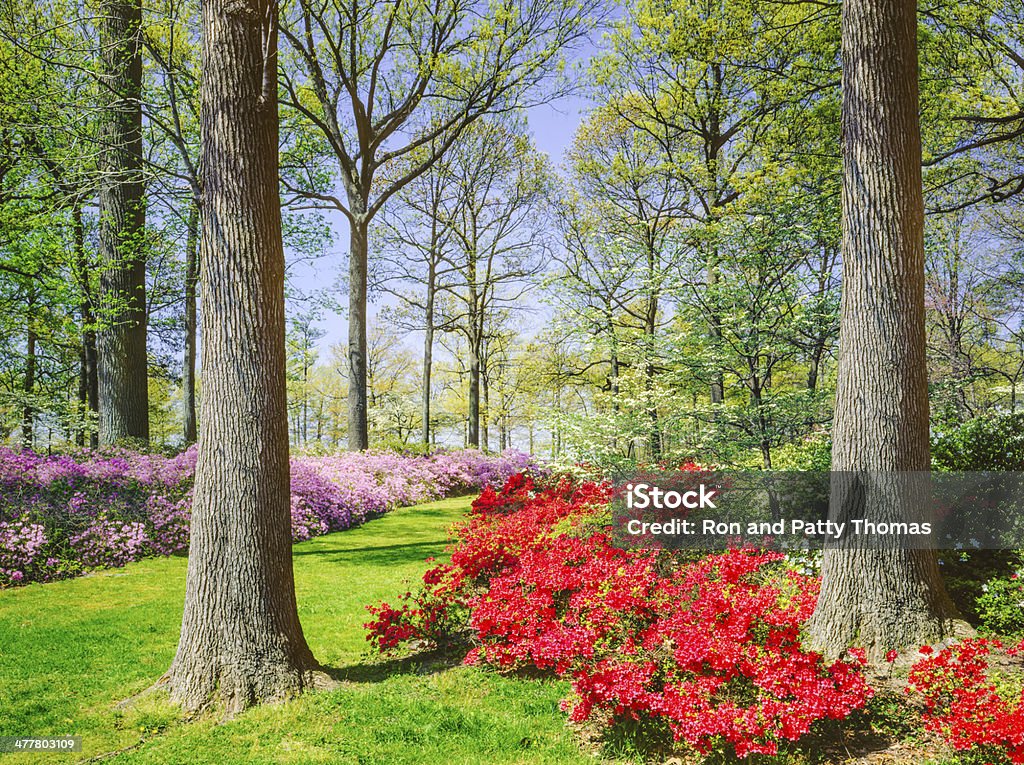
[805,550,972,663]
[156,658,335,717]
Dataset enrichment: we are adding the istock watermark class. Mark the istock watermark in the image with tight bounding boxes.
[609,470,1024,551]
[624,482,718,510]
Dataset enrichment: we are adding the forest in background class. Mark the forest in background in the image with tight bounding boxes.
[1,0,1023,469]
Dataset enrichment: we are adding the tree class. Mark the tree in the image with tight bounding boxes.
[164,0,320,712]
[96,0,150,445]
[143,0,202,444]
[437,118,551,448]
[286,308,325,446]
[562,109,684,459]
[278,0,599,450]
[594,0,834,407]
[806,0,962,659]
[1,0,105,447]
[371,145,462,448]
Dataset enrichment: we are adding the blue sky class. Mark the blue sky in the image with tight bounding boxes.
[286,92,593,354]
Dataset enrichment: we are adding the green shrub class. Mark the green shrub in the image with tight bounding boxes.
[770,431,832,471]
[975,552,1024,637]
[931,412,1024,471]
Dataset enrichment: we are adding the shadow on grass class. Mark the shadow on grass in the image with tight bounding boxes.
[294,540,446,567]
[326,644,468,684]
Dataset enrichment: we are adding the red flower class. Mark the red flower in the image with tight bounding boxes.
[909,639,1024,763]
[366,473,872,760]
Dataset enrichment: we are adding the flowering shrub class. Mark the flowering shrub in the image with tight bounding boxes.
[0,446,538,587]
[0,447,196,587]
[0,518,50,584]
[976,553,1024,637]
[563,550,871,757]
[908,638,1024,763]
[365,473,872,758]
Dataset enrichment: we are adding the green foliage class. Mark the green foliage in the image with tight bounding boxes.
[769,431,832,471]
[931,412,1024,471]
[975,553,1024,637]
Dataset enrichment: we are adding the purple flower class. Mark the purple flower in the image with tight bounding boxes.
[0,446,544,586]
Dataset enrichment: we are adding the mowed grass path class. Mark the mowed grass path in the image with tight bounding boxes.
[0,497,602,765]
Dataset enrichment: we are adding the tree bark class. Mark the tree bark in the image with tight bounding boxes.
[422,259,435,447]
[644,245,661,460]
[806,0,960,660]
[467,248,481,448]
[807,349,821,391]
[481,361,490,452]
[347,214,369,450]
[164,0,320,713]
[97,0,149,446]
[22,295,36,451]
[468,341,481,448]
[72,205,99,448]
[183,202,199,445]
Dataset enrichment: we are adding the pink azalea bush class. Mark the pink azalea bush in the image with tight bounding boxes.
[0,446,539,587]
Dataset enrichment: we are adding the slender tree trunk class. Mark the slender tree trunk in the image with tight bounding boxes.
[347,214,370,450]
[706,93,725,407]
[422,262,435,447]
[707,258,725,405]
[807,347,823,391]
[467,252,480,448]
[22,298,36,451]
[481,363,490,452]
[72,205,99,448]
[183,202,199,444]
[552,386,561,458]
[750,380,771,470]
[164,0,319,713]
[77,347,88,447]
[97,0,149,446]
[645,258,661,460]
[806,0,960,660]
[468,340,481,447]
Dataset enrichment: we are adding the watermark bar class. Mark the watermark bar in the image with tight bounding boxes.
[609,471,1024,551]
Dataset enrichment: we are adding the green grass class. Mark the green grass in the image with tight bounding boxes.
[0,497,602,765]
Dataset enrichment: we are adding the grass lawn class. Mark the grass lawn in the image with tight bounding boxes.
[0,496,603,765]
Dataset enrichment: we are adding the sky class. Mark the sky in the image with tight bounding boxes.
[285,93,594,356]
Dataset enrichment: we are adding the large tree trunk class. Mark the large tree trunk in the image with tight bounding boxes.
[183,202,199,445]
[806,0,960,660]
[347,214,370,451]
[96,0,149,446]
[164,0,320,713]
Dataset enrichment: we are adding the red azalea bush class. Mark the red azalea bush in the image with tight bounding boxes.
[365,471,872,758]
[560,549,871,758]
[908,638,1024,763]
